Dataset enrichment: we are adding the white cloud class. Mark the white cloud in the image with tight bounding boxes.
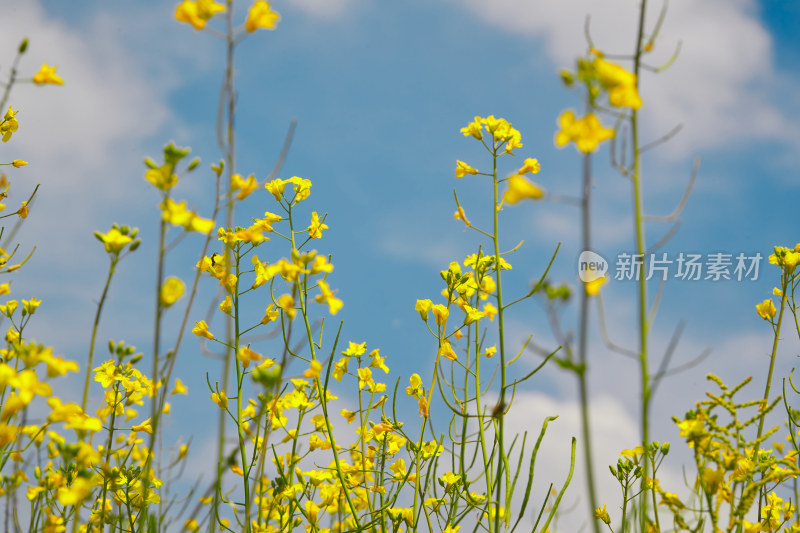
[452,0,799,157]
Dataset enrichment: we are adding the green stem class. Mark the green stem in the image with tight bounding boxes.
[578,144,600,533]
[492,145,507,533]
[631,1,649,528]
[82,257,117,411]
[757,277,789,440]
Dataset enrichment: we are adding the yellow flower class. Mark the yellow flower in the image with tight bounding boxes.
[11,160,27,168]
[370,349,389,373]
[431,304,449,326]
[192,320,214,340]
[406,373,424,399]
[307,211,328,239]
[517,158,541,175]
[231,173,258,200]
[585,275,608,296]
[161,198,215,234]
[341,408,357,424]
[555,111,615,153]
[503,175,544,204]
[593,56,642,109]
[454,205,471,227]
[756,299,777,321]
[96,227,133,254]
[22,298,41,315]
[175,0,226,30]
[303,360,322,379]
[33,63,64,85]
[438,340,457,361]
[415,299,433,321]
[16,201,28,219]
[315,280,343,315]
[160,277,185,307]
[246,1,281,32]
[1,107,19,143]
[132,418,153,434]
[277,294,296,320]
[261,304,280,324]
[172,378,188,395]
[237,346,262,369]
[455,160,478,178]
[146,164,178,190]
[211,390,228,409]
[460,117,483,140]
[593,504,611,525]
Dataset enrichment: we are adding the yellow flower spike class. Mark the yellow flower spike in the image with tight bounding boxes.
[455,160,478,178]
[237,346,262,369]
[307,211,328,239]
[11,160,27,168]
[172,378,188,395]
[502,175,544,204]
[132,418,153,434]
[159,277,185,308]
[756,299,777,321]
[246,1,281,32]
[584,274,608,296]
[33,63,64,85]
[175,0,226,30]
[192,320,214,340]
[517,157,541,175]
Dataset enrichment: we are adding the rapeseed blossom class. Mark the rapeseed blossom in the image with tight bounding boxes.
[32,63,64,85]
[555,111,614,153]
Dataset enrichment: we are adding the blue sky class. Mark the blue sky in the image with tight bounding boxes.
[4,0,800,529]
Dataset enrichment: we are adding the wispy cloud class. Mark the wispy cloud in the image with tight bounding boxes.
[450,0,799,157]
